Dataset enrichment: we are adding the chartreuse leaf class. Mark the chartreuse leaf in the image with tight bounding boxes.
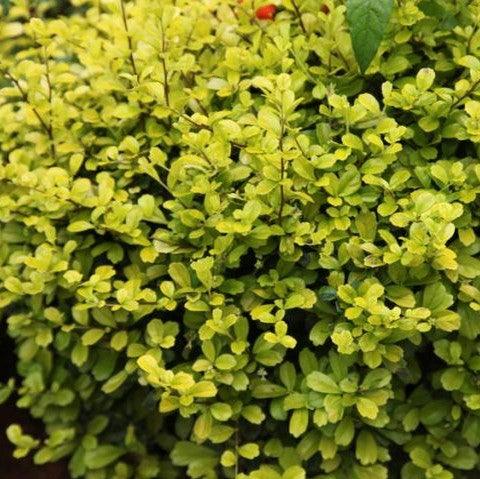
[0,379,14,404]
[242,405,266,424]
[6,425,39,458]
[356,397,379,419]
[306,372,341,394]
[84,445,125,469]
[168,262,191,288]
[283,466,306,479]
[239,443,260,459]
[356,431,378,465]
[335,417,355,446]
[211,402,232,421]
[289,409,309,438]
[346,0,394,72]
[220,450,236,467]
[3,0,480,477]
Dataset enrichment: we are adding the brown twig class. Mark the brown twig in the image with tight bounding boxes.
[119,0,138,79]
[234,420,239,478]
[291,0,306,34]
[42,48,56,159]
[2,68,56,159]
[159,22,170,107]
[451,77,480,109]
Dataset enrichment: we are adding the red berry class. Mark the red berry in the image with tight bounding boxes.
[255,4,277,20]
[320,4,330,14]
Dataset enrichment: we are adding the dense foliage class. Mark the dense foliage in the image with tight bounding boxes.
[2,0,480,478]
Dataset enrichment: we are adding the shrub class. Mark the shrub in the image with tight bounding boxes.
[1,0,480,478]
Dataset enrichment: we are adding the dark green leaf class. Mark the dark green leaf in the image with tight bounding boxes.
[346,0,394,72]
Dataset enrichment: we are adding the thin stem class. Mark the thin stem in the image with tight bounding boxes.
[160,22,170,107]
[241,7,315,81]
[291,0,306,34]
[451,77,480,109]
[194,97,209,116]
[180,72,208,115]
[167,107,246,149]
[169,106,212,130]
[234,421,239,478]
[294,135,308,159]
[119,0,138,79]
[335,48,350,72]
[160,59,169,106]
[278,118,286,222]
[44,51,52,104]
[2,68,56,159]
[43,48,56,159]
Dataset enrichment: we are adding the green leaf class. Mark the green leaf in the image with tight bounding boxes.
[289,409,309,438]
[168,262,191,287]
[211,402,233,421]
[6,424,39,458]
[337,167,361,197]
[335,417,355,446]
[0,379,14,405]
[441,368,465,391]
[112,104,141,119]
[306,371,341,394]
[102,371,128,393]
[356,397,379,419]
[283,466,306,479]
[292,156,315,181]
[220,450,236,467]
[355,211,377,241]
[457,254,480,279]
[361,369,391,390]
[81,329,105,346]
[309,320,331,346]
[353,464,388,479]
[71,343,89,367]
[439,446,477,470]
[147,319,165,344]
[215,354,236,370]
[356,431,378,465]
[110,331,128,351]
[171,441,218,478]
[423,283,453,312]
[193,413,212,440]
[464,394,480,410]
[279,362,297,390]
[346,0,394,73]
[238,443,260,459]
[416,68,435,91]
[252,383,287,399]
[137,354,161,376]
[410,447,432,469]
[191,257,214,289]
[242,405,266,424]
[84,445,124,469]
[463,415,480,447]
[67,221,94,233]
[1,0,10,15]
[190,381,217,398]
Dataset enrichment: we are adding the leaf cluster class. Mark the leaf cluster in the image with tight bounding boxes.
[1,1,480,478]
